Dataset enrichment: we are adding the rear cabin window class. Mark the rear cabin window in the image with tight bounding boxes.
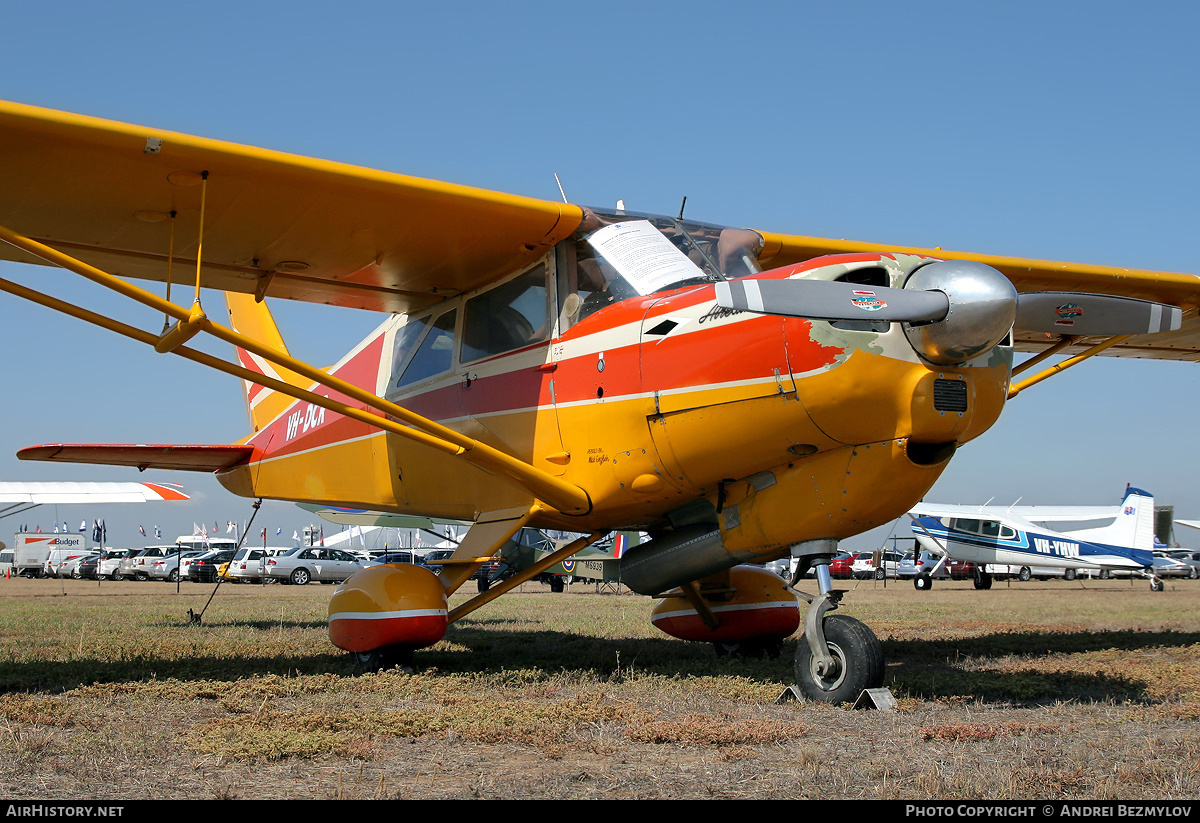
[461,264,550,362]
[395,309,458,390]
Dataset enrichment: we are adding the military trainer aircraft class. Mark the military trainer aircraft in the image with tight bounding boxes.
[0,100,1197,703]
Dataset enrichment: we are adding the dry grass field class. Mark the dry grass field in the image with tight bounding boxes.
[0,573,1198,799]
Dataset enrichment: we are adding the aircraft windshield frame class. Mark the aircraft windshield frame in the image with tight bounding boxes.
[554,208,765,327]
[580,208,764,295]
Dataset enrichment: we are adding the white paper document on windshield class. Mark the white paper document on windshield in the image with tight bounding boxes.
[586,220,705,296]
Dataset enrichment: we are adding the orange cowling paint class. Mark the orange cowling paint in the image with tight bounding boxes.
[650,566,800,644]
[327,564,448,653]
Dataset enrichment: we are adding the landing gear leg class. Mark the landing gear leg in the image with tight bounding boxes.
[788,540,885,704]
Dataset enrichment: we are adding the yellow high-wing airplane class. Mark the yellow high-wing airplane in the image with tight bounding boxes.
[0,100,1197,703]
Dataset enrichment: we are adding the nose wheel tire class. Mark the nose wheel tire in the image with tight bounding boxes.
[1150,577,1164,592]
[794,614,885,704]
[352,645,414,672]
[913,573,932,591]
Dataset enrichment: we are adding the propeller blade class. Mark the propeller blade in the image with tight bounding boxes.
[1015,293,1182,336]
[714,278,949,323]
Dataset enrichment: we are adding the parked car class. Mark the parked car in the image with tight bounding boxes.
[122,546,188,581]
[1167,551,1200,579]
[265,547,373,585]
[59,551,99,579]
[1151,552,1193,578]
[421,549,455,569]
[46,549,96,578]
[226,547,292,583]
[899,551,977,579]
[148,550,204,582]
[187,549,237,582]
[851,550,903,580]
[78,548,136,580]
[828,552,861,579]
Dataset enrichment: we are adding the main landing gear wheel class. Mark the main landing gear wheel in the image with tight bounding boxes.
[795,614,884,704]
[352,645,415,672]
[914,573,933,591]
[973,569,992,590]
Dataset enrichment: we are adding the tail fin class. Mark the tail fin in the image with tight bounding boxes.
[226,293,311,433]
[1067,486,1156,551]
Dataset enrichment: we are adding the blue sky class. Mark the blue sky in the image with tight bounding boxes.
[0,1,1197,549]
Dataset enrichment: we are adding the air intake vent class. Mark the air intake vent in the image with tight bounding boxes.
[933,379,968,412]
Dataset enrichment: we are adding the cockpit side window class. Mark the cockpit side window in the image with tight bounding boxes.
[395,309,458,389]
[461,263,550,362]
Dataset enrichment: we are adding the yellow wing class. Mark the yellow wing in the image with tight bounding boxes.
[0,100,581,314]
[756,231,1200,361]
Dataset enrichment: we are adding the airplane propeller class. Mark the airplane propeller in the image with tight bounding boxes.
[715,259,1183,365]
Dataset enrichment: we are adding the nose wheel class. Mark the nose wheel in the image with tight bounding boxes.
[795,613,885,703]
[788,549,885,703]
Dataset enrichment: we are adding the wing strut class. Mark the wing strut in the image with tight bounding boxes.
[1007,335,1133,398]
[0,222,592,516]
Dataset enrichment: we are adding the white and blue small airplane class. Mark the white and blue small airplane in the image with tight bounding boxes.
[908,485,1160,591]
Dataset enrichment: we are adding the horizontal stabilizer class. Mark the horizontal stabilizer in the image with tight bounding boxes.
[1015,293,1182,336]
[18,444,254,473]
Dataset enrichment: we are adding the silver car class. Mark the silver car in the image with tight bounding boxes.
[226,547,292,583]
[264,547,373,585]
[148,550,203,582]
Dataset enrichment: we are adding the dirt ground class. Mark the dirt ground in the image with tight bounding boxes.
[0,575,1197,800]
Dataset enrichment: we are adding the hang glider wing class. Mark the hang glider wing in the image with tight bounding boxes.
[0,100,581,315]
[0,480,189,503]
[17,444,254,473]
[756,231,1200,361]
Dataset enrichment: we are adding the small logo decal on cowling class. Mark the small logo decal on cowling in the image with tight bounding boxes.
[851,290,886,312]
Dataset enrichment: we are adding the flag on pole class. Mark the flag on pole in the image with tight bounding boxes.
[79,520,86,533]
[293,530,300,542]
[276,528,282,536]
[154,525,161,539]
[139,525,146,537]
[92,520,101,542]
[260,527,267,539]
[193,523,201,536]
[62,521,68,534]
[226,521,235,534]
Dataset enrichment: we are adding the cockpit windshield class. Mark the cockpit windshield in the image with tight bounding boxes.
[556,208,764,326]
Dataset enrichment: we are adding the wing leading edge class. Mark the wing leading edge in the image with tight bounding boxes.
[0,100,581,315]
[757,231,1200,361]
